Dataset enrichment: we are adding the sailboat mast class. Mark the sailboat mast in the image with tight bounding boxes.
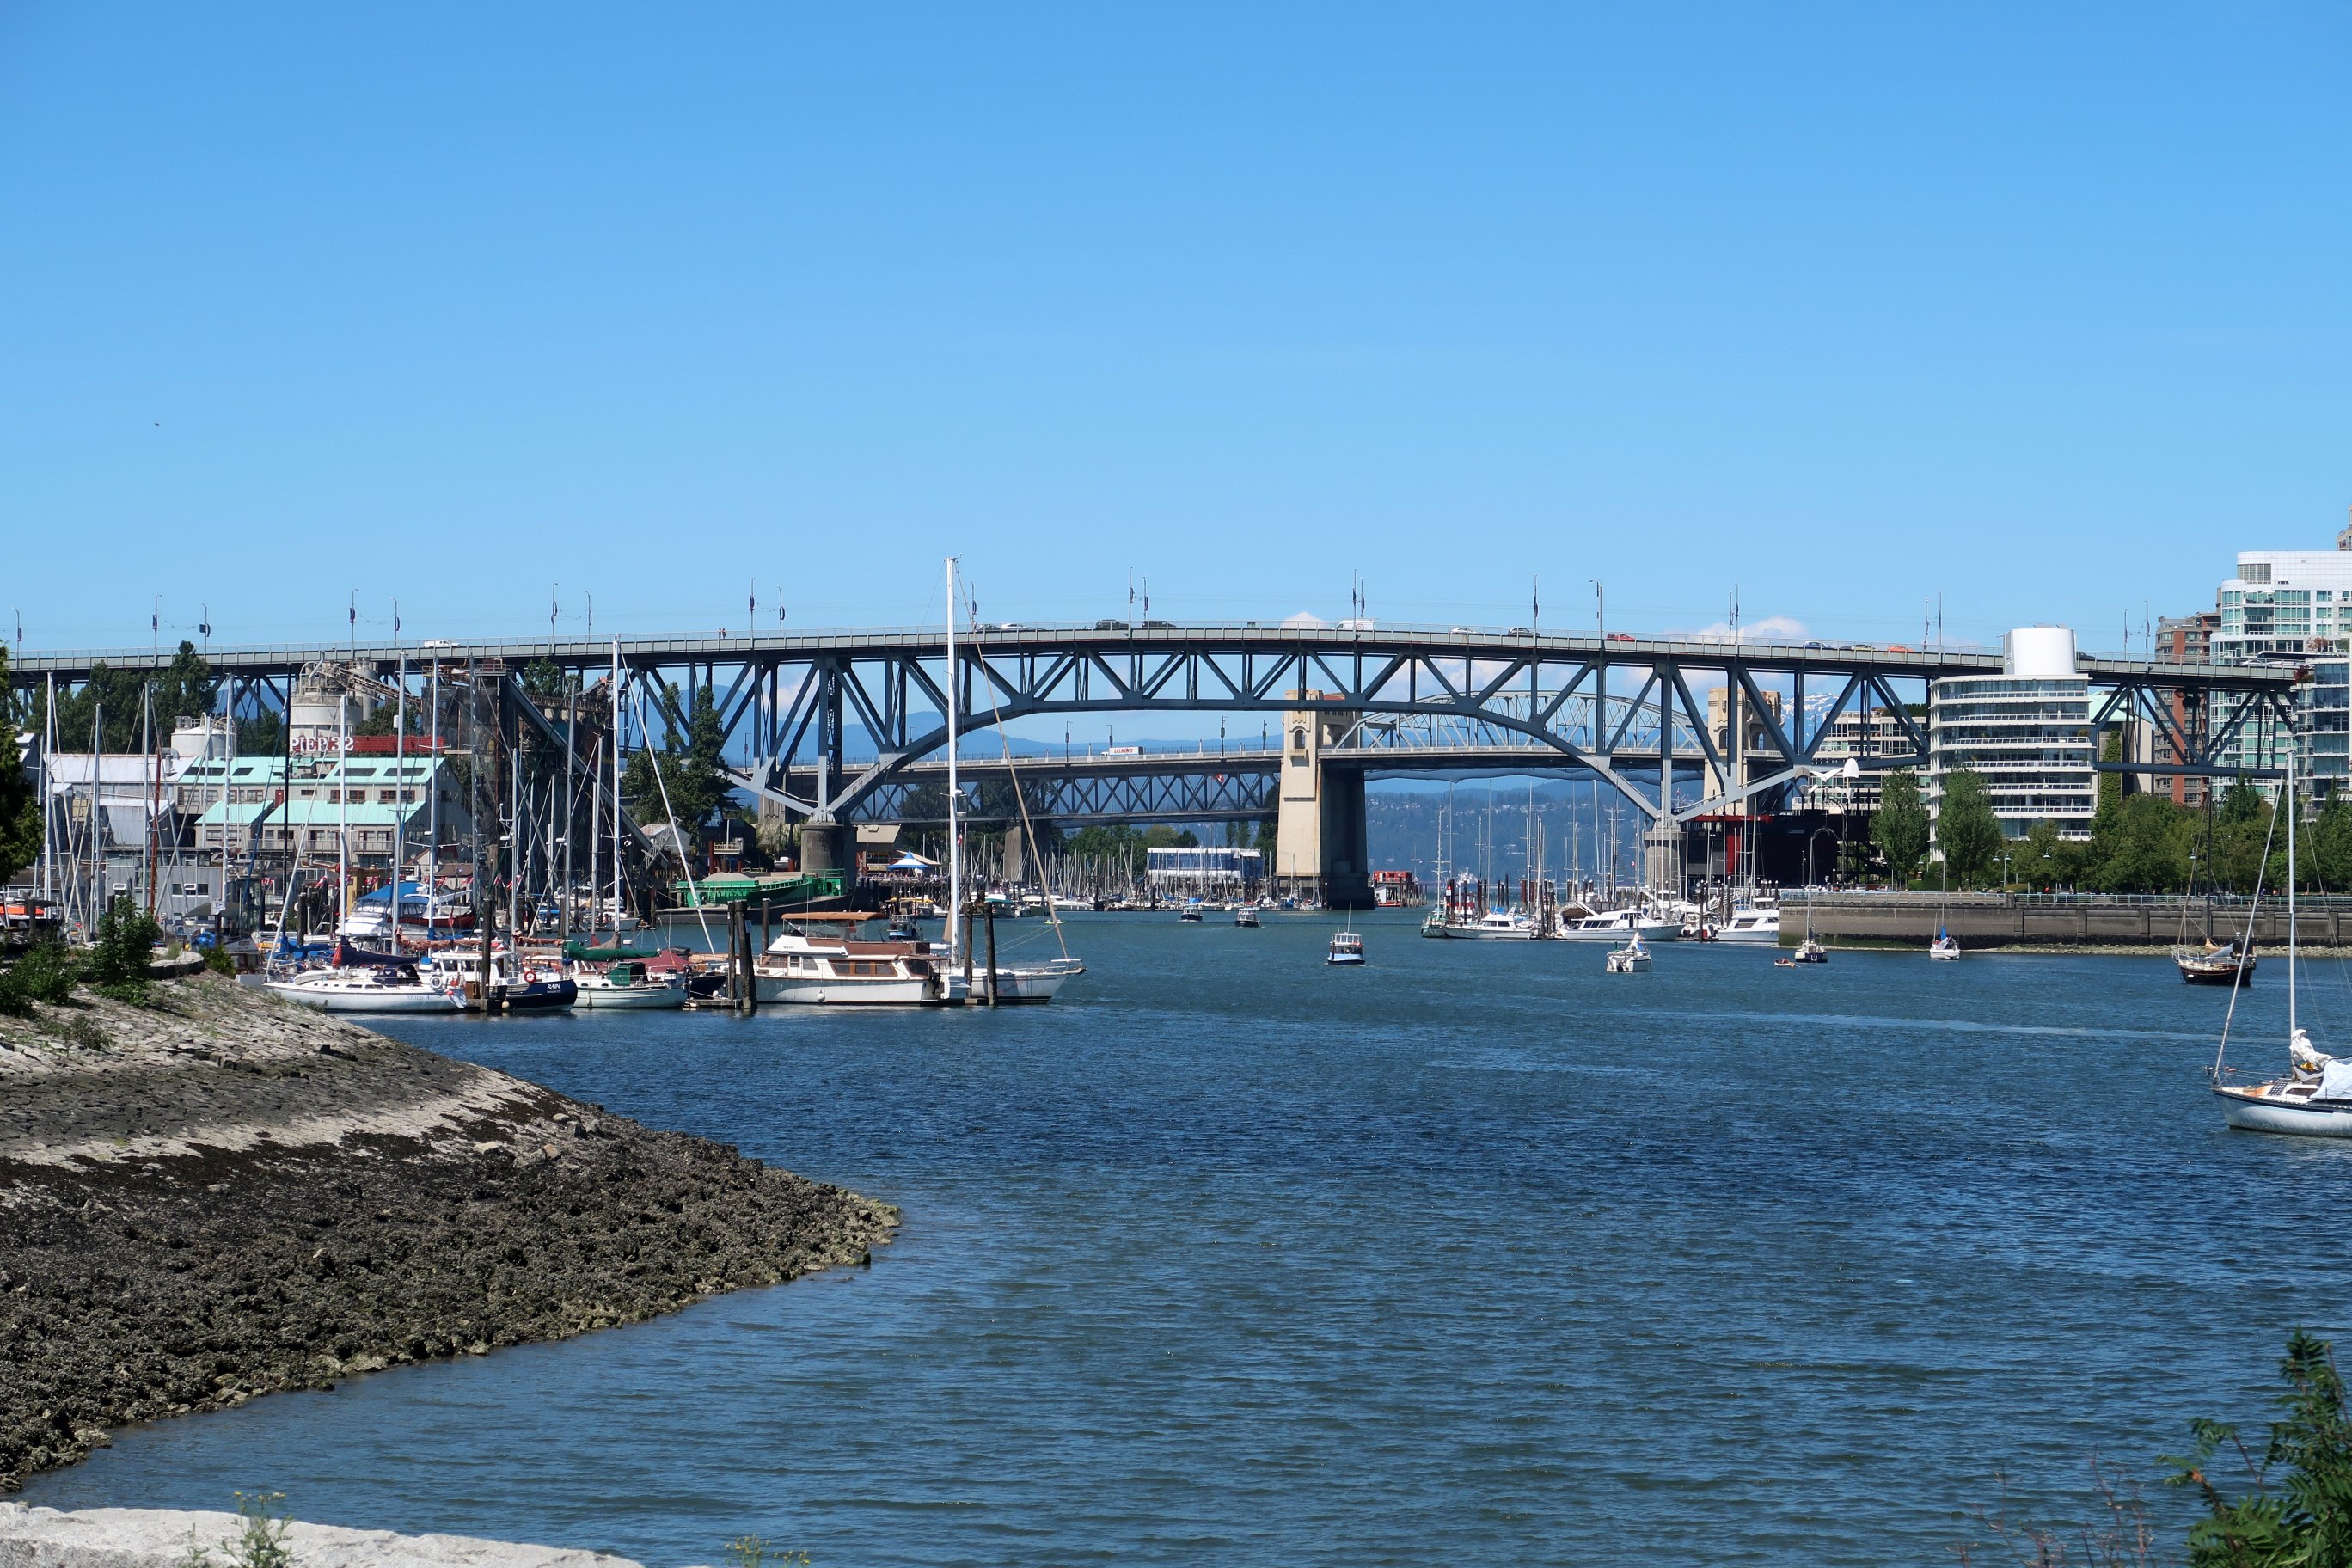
[337,691,349,936]
[427,657,439,934]
[611,639,623,928]
[2288,752,2298,1038]
[946,557,962,966]
[393,646,406,951]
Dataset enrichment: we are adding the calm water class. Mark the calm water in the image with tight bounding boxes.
[31,915,2352,1565]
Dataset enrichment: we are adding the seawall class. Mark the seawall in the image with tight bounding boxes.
[1793,892,2352,952]
[0,974,897,1491]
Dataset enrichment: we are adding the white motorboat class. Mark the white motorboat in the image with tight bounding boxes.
[1604,936,1651,973]
[1715,907,1782,945]
[1423,907,1540,940]
[1327,931,1365,966]
[571,957,688,1008]
[1558,907,1681,943]
[754,928,963,1006]
[2213,756,2352,1136]
[266,965,462,1014]
[1234,905,1261,928]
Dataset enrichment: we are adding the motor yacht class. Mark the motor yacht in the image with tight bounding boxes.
[1558,907,1681,943]
[1714,907,1782,945]
[754,927,963,1006]
[1421,907,1540,940]
[1326,931,1365,966]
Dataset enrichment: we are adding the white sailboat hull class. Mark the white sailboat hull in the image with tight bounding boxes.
[572,979,686,1009]
[266,977,462,1014]
[971,963,1081,1003]
[2216,1086,2352,1137]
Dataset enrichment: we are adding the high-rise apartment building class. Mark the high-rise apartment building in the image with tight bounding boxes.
[1927,628,2097,840]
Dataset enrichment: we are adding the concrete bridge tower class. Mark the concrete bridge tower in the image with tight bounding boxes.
[1273,695,1370,909]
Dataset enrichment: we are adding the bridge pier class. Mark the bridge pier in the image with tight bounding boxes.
[797,818,849,881]
[1320,763,1370,910]
[1273,697,1373,909]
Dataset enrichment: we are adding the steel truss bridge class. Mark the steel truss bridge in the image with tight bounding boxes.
[13,624,2294,848]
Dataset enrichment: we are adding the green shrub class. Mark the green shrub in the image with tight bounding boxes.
[87,894,161,1004]
[2171,1330,2352,1566]
[0,937,82,1016]
[181,1491,296,1568]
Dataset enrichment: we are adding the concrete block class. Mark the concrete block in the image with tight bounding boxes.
[0,1504,646,1568]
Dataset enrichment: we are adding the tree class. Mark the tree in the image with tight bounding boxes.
[2312,791,2352,892]
[2008,819,2073,892]
[1872,770,1931,885]
[32,641,218,754]
[2095,793,2195,893]
[1937,769,2005,886]
[2171,1330,2352,1566]
[2214,780,2276,894]
[622,683,731,836]
[0,648,40,884]
[237,708,285,757]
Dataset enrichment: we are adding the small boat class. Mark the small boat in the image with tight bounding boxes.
[1179,902,1204,922]
[1326,931,1365,966]
[1774,940,1828,968]
[2177,938,2255,986]
[571,957,688,1009]
[886,916,922,942]
[1929,929,1961,960]
[1604,935,1651,973]
[1233,905,1261,928]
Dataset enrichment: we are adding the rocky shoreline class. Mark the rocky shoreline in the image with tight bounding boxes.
[0,975,897,1491]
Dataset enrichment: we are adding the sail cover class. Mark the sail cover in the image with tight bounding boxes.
[2319,1058,2352,1101]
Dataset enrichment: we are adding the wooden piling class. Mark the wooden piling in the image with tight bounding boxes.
[983,898,1000,1009]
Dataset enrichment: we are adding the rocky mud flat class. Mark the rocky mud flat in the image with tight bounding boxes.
[0,975,897,1491]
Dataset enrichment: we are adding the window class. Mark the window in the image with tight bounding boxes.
[1290,728,1307,750]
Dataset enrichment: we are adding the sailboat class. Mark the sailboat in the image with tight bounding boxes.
[2212,756,2348,1135]
[1928,862,1959,959]
[2174,847,2255,985]
[948,561,1082,1006]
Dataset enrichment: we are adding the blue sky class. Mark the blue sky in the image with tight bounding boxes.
[4,3,2348,657]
